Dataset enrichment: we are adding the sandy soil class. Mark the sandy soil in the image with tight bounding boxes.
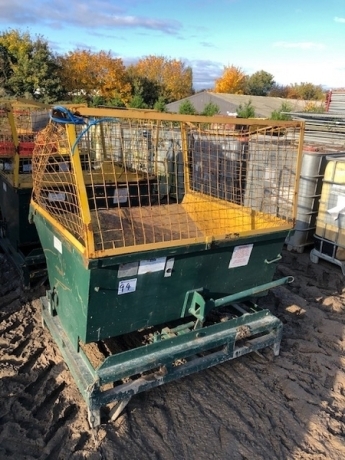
[1,246,345,460]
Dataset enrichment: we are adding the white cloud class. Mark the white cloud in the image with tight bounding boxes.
[0,0,182,35]
[273,41,325,50]
[334,16,345,23]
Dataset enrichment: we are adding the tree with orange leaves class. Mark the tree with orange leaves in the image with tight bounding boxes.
[58,50,131,103]
[129,55,193,103]
[214,65,247,94]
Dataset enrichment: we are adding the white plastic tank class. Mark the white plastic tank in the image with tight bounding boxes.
[310,155,345,273]
[286,148,344,253]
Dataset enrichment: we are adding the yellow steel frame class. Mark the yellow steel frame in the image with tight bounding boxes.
[65,124,95,254]
[30,107,305,259]
[74,106,302,128]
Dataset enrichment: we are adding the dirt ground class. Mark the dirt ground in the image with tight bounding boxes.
[1,245,345,460]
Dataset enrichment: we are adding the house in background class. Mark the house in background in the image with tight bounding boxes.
[166,92,316,118]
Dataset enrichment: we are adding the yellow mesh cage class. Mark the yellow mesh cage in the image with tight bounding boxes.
[31,109,304,257]
[0,101,50,188]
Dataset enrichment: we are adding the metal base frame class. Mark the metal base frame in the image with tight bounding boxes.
[41,295,283,428]
[0,236,47,287]
[286,225,316,254]
[286,240,312,254]
[310,248,345,275]
[310,235,345,275]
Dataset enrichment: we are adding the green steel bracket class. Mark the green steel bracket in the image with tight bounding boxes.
[181,289,214,329]
[181,276,294,325]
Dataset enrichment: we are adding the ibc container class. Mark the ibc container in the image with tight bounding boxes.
[286,149,345,253]
[310,156,345,274]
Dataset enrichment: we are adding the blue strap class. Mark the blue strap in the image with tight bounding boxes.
[50,106,119,155]
[50,106,85,125]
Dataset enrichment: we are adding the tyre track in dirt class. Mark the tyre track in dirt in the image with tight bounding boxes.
[1,249,345,459]
[0,253,93,459]
[98,250,345,460]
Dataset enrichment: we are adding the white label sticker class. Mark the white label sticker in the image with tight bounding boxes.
[113,188,128,204]
[54,236,62,254]
[138,257,167,275]
[3,182,7,192]
[48,192,66,202]
[229,244,253,269]
[164,258,175,277]
[118,278,137,295]
[327,195,345,220]
[118,262,139,278]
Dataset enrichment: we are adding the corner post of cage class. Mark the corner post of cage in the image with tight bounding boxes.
[292,121,305,222]
[6,104,20,188]
[65,123,95,257]
[180,122,191,194]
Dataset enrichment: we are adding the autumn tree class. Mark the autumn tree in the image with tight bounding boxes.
[0,29,63,102]
[129,56,193,104]
[245,70,274,96]
[214,65,247,94]
[287,83,325,100]
[58,50,131,104]
[0,44,12,94]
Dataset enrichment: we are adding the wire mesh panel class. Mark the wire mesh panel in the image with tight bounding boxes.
[0,102,50,187]
[31,108,304,257]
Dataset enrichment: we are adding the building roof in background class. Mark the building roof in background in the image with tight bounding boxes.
[166,92,318,118]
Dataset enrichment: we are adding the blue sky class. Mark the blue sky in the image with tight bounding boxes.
[0,0,344,91]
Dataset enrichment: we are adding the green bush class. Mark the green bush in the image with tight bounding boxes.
[128,95,148,109]
[178,100,197,115]
[236,100,255,118]
[201,102,220,116]
[270,102,292,121]
[154,96,167,112]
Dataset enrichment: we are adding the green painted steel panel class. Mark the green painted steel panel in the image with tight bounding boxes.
[0,177,38,249]
[32,208,288,348]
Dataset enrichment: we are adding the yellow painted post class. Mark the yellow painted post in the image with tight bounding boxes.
[65,123,95,257]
